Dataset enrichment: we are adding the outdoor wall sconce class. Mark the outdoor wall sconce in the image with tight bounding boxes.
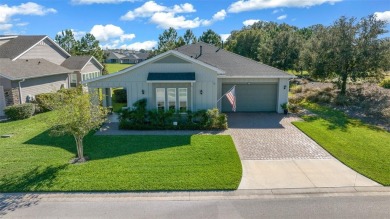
[284,85,287,90]
[142,89,145,94]
[200,90,203,95]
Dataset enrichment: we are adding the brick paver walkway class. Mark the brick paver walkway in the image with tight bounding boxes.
[225,113,331,160]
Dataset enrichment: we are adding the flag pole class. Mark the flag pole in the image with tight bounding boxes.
[217,85,236,104]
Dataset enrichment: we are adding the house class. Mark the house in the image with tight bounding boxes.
[105,51,150,64]
[84,42,294,113]
[0,35,103,116]
[61,56,104,87]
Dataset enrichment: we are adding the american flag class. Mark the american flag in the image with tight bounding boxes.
[226,86,236,112]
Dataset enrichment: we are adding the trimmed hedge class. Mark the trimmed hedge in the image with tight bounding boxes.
[119,99,228,130]
[35,92,58,112]
[4,103,35,120]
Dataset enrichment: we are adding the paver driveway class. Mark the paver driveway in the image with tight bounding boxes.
[225,113,331,160]
[225,113,380,189]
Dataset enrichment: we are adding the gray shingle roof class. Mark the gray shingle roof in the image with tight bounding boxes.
[176,42,293,78]
[61,56,93,70]
[0,58,72,80]
[0,35,47,59]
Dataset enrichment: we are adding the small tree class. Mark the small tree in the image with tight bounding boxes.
[44,88,107,163]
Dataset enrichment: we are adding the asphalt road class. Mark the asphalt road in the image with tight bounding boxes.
[2,194,390,218]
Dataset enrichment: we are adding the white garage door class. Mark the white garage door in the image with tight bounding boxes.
[222,84,278,112]
[0,86,6,117]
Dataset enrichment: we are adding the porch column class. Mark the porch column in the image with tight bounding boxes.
[107,88,112,107]
[191,82,194,111]
[101,88,107,107]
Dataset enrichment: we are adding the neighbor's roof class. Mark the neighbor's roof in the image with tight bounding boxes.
[108,52,127,59]
[0,58,72,80]
[176,42,293,78]
[61,55,103,71]
[0,35,46,59]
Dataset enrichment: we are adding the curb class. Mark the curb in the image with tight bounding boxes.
[1,187,390,201]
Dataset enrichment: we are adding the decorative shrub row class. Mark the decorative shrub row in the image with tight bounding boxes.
[35,92,58,112]
[4,103,35,120]
[119,99,228,130]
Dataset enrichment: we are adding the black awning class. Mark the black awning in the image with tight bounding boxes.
[147,72,195,81]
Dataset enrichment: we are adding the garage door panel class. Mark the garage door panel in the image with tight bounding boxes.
[222,84,277,112]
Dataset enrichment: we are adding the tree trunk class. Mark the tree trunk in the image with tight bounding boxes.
[74,136,84,160]
[340,74,348,95]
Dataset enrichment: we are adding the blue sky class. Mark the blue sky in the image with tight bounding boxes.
[1,0,389,50]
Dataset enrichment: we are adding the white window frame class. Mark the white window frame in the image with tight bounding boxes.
[167,88,176,111]
[179,88,188,112]
[156,88,166,111]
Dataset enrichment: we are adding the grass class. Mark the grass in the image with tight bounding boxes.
[293,103,390,186]
[111,88,126,112]
[0,112,242,192]
[106,63,132,74]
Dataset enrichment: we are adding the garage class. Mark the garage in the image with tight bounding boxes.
[222,84,278,112]
[0,86,5,117]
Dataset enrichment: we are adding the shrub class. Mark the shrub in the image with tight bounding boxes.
[290,85,303,94]
[35,92,58,112]
[379,79,390,89]
[288,103,299,113]
[289,95,304,104]
[4,103,35,120]
[113,89,127,103]
[205,108,228,129]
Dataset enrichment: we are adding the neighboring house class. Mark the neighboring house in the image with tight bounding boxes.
[84,42,294,113]
[0,35,103,116]
[61,56,104,87]
[105,51,149,64]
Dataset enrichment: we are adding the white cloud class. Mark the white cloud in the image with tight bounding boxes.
[120,33,136,42]
[243,19,260,26]
[0,23,12,31]
[272,8,283,14]
[16,22,29,27]
[121,1,195,21]
[121,1,224,29]
[374,11,390,22]
[71,0,136,4]
[0,2,56,23]
[90,24,125,41]
[277,14,287,20]
[220,34,231,42]
[118,40,157,50]
[228,0,342,13]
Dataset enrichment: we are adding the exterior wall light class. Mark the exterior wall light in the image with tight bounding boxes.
[142,89,145,94]
[284,85,287,90]
[200,90,203,95]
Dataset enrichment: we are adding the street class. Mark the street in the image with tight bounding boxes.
[2,193,389,218]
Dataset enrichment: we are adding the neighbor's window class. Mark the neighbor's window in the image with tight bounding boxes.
[179,88,187,112]
[167,88,176,111]
[156,88,165,111]
[70,73,77,87]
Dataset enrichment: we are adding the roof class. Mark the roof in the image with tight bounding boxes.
[0,58,72,80]
[0,35,71,60]
[61,55,103,71]
[0,35,46,59]
[107,52,127,59]
[176,42,293,78]
[147,72,195,81]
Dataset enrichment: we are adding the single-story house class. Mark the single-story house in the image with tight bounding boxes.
[84,42,294,113]
[61,56,104,87]
[105,51,150,64]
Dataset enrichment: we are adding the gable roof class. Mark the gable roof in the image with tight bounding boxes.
[0,58,72,80]
[107,52,127,59]
[0,35,71,60]
[61,55,103,71]
[176,42,293,78]
[83,50,225,84]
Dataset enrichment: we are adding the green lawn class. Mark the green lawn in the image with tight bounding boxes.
[0,113,242,192]
[106,63,133,74]
[293,103,390,186]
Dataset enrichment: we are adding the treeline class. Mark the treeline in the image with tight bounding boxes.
[224,15,390,94]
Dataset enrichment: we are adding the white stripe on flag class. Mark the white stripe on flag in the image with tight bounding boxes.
[226,86,236,112]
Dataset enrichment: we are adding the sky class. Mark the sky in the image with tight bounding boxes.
[0,0,389,50]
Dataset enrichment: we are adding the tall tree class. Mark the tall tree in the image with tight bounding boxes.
[199,29,222,47]
[183,29,197,44]
[176,36,186,47]
[307,15,388,94]
[157,27,178,53]
[55,30,76,54]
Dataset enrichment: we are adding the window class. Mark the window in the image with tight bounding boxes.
[70,73,77,87]
[179,88,188,112]
[167,88,176,111]
[156,88,165,111]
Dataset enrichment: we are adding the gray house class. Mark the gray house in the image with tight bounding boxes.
[0,35,103,116]
[85,42,294,113]
[105,51,149,64]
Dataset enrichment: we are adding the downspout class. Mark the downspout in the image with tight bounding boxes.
[18,78,25,104]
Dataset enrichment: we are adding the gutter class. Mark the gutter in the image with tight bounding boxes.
[18,79,25,104]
